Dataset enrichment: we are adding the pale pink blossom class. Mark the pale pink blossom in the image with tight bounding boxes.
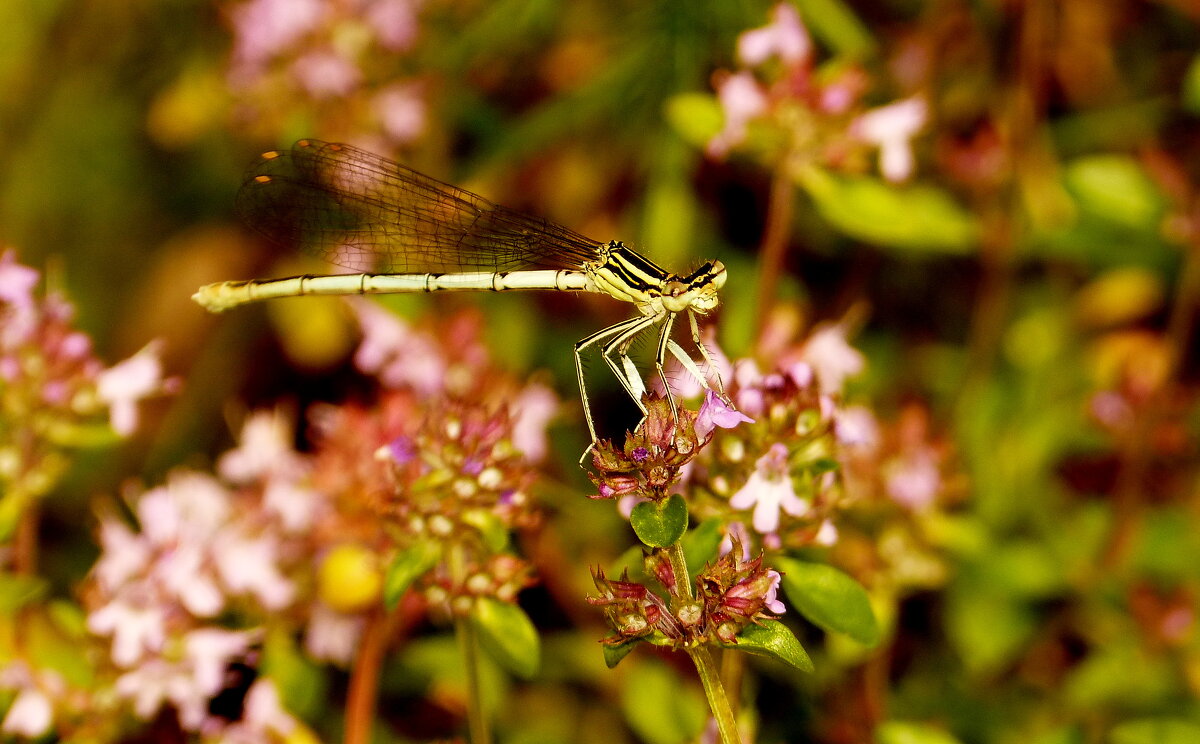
[351,300,446,393]
[737,3,811,67]
[292,49,362,99]
[814,518,839,546]
[93,518,151,591]
[798,323,865,393]
[708,71,769,157]
[212,679,298,742]
[696,390,754,439]
[212,532,296,610]
[367,0,421,51]
[218,410,306,484]
[376,83,426,143]
[156,541,225,617]
[229,0,325,70]
[732,358,767,415]
[852,96,927,182]
[885,450,940,510]
[1,688,52,737]
[764,570,786,614]
[137,473,232,544]
[305,603,365,665]
[719,522,753,560]
[184,628,255,697]
[96,342,167,436]
[836,405,880,450]
[729,443,810,533]
[510,383,558,462]
[0,250,39,310]
[263,478,324,532]
[88,598,167,666]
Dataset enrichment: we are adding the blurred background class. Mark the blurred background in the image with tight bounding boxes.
[2,0,1200,742]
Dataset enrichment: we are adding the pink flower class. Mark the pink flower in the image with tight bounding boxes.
[375,83,426,143]
[885,450,940,510]
[0,250,39,310]
[291,49,362,99]
[510,383,558,462]
[156,541,225,616]
[835,405,880,450]
[737,3,811,67]
[212,532,296,610]
[305,604,364,665]
[1,688,52,737]
[214,679,298,742]
[229,0,325,70]
[708,71,769,157]
[184,628,255,700]
[851,96,927,182]
[93,518,151,591]
[96,342,167,436]
[729,443,810,533]
[367,0,420,52]
[137,473,232,544]
[88,599,167,666]
[218,410,306,484]
[798,323,865,393]
[695,390,754,439]
[764,569,786,614]
[351,300,446,393]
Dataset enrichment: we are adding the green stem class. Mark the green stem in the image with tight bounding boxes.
[449,542,491,744]
[688,646,741,744]
[666,542,693,599]
[455,614,490,744]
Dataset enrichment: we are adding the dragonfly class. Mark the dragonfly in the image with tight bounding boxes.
[193,139,729,443]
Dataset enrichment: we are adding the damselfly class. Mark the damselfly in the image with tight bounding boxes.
[194,139,728,442]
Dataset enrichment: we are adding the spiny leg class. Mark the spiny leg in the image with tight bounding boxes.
[652,312,680,423]
[599,314,663,409]
[575,315,658,443]
[688,310,730,400]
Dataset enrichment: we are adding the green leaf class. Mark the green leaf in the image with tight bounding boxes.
[383,541,440,609]
[460,509,509,552]
[471,598,541,680]
[1110,719,1200,744]
[0,572,47,613]
[876,720,964,744]
[776,557,880,646]
[799,167,978,254]
[621,661,707,744]
[796,0,875,57]
[602,640,640,668]
[681,518,723,577]
[261,626,327,719]
[630,495,689,548]
[723,619,814,672]
[1063,155,1164,230]
[664,93,723,149]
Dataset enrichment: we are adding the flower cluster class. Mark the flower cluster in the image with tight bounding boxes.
[0,250,170,516]
[79,421,318,738]
[588,539,783,649]
[226,0,427,147]
[708,3,926,182]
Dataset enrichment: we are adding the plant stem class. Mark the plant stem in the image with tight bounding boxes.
[449,542,491,744]
[754,163,797,333]
[455,612,490,744]
[689,646,742,744]
[344,608,390,744]
[666,542,693,599]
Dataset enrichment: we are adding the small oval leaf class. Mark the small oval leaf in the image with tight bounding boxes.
[383,541,440,609]
[723,619,814,672]
[776,557,881,646]
[630,495,689,548]
[471,597,541,680]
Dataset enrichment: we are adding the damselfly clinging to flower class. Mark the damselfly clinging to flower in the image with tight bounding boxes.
[193,139,730,442]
